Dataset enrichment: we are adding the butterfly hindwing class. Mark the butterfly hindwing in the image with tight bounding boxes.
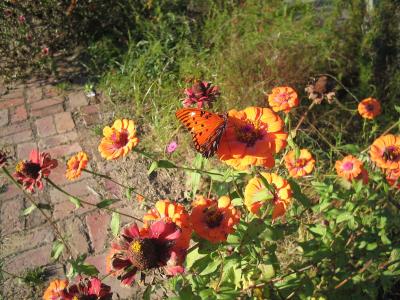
[176,108,227,158]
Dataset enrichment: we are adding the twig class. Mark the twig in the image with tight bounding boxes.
[293,102,316,134]
[1,167,73,256]
[361,119,400,153]
[334,259,372,289]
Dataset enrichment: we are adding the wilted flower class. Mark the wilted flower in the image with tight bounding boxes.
[143,199,192,249]
[267,86,299,113]
[167,141,178,153]
[190,195,240,243]
[335,155,368,184]
[0,150,8,168]
[358,98,381,120]
[14,149,58,193]
[217,107,287,170]
[305,75,336,104]
[284,149,315,178]
[370,134,400,170]
[107,220,185,286]
[98,119,139,160]
[43,279,68,300]
[65,151,88,180]
[386,168,400,189]
[183,80,220,109]
[244,172,292,220]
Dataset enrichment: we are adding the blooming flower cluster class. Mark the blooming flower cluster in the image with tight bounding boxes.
[183,80,220,109]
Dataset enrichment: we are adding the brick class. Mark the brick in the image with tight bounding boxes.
[0,98,24,110]
[31,104,64,118]
[0,121,30,138]
[30,97,64,111]
[69,91,88,108]
[26,86,42,103]
[47,142,82,159]
[1,226,54,257]
[0,89,24,100]
[35,116,56,137]
[43,85,59,98]
[0,198,24,235]
[49,180,91,204]
[0,130,33,145]
[0,182,23,201]
[39,131,78,149]
[85,212,110,253]
[104,180,122,198]
[17,141,37,159]
[0,109,8,126]
[85,253,108,275]
[10,105,27,123]
[62,218,89,256]
[54,111,75,133]
[3,244,52,274]
[81,104,100,115]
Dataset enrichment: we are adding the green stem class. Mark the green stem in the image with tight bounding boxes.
[176,166,223,177]
[82,169,148,201]
[1,167,73,256]
[133,148,155,161]
[46,178,143,223]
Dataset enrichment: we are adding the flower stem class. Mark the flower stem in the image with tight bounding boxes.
[293,101,316,134]
[46,178,143,223]
[177,166,223,177]
[1,167,73,256]
[82,169,148,201]
[133,148,155,161]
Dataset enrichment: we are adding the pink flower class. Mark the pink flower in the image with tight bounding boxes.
[183,80,220,109]
[18,15,26,23]
[42,47,49,55]
[14,149,58,193]
[167,141,178,153]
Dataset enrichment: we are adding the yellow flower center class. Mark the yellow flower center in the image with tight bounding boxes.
[235,123,263,146]
[72,296,79,300]
[131,240,142,253]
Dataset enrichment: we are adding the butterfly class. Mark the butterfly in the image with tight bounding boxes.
[175,108,228,158]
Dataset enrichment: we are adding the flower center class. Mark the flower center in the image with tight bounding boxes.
[72,160,80,170]
[294,158,306,168]
[342,161,354,171]
[129,238,159,270]
[235,123,263,146]
[384,146,400,162]
[111,130,129,148]
[204,206,224,228]
[274,92,289,104]
[365,104,375,112]
[16,161,41,179]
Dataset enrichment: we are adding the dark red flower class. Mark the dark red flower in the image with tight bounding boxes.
[0,150,8,168]
[14,149,57,193]
[62,277,112,300]
[107,220,185,286]
[183,80,220,109]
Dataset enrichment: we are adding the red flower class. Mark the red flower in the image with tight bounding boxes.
[63,277,112,300]
[107,220,185,286]
[183,80,220,109]
[14,149,57,193]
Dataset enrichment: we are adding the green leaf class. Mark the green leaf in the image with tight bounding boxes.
[69,196,81,208]
[394,105,400,114]
[339,144,360,155]
[366,242,378,251]
[96,199,115,208]
[251,189,274,203]
[230,197,243,206]
[143,285,152,300]
[22,204,36,216]
[288,179,311,208]
[199,259,221,276]
[185,247,207,270]
[148,161,158,175]
[110,212,120,237]
[308,225,327,237]
[336,212,353,223]
[259,264,275,280]
[158,160,177,169]
[79,264,99,276]
[125,188,133,200]
[51,240,64,261]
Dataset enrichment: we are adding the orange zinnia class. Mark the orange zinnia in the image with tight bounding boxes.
[284,149,315,178]
[386,168,400,189]
[217,107,287,170]
[143,199,192,249]
[358,98,381,119]
[335,155,368,184]
[65,151,88,180]
[43,279,68,300]
[98,119,139,160]
[244,172,292,220]
[267,86,299,113]
[370,134,400,170]
[190,195,240,243]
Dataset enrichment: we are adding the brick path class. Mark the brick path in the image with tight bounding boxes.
[0,80,136,299]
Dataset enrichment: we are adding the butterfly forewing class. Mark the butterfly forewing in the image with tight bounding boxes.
[176,108,227,158]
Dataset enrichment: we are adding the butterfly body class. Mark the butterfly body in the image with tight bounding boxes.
[176,108,227,158]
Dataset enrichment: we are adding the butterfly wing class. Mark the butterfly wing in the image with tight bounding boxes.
[176,108,227,158]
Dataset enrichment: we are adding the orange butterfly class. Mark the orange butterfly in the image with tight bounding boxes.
[176,108,228,158]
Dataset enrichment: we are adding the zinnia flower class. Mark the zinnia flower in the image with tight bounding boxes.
[267,86,299,113]
[190,195,240,243]
[335,155,368,184]
[43,279,68,300]
[167,141,178,153]
[370,134,400,170]
[65,151,88,180]
[143,200,192,249]
[217,107,287,170]
[183,80,220,109]
[63,277,112,300]
[284,149,315,178]
[107,220,185,286]
[14,149,58,193]
[244,172,292,220]
[0,150,8,168]
[98,119,139,160]
[358,98,381,119]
